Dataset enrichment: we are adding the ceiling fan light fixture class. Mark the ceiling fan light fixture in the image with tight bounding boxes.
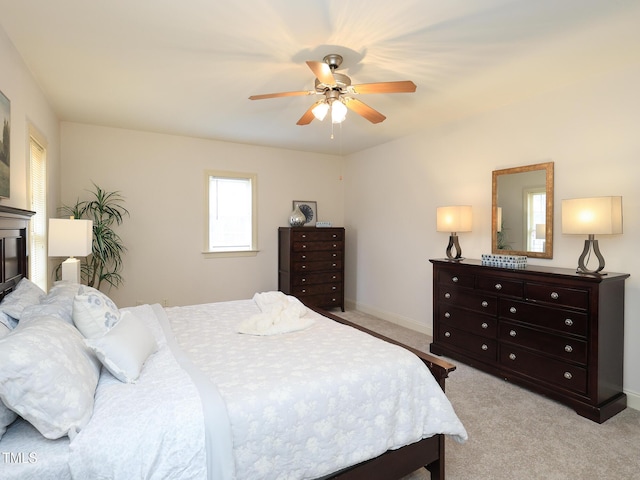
[312,101,329,121]
[331,99,347,124]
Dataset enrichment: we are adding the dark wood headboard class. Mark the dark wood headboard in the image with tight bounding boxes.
[0,206,35,301]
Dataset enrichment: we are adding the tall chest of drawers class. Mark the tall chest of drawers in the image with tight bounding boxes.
[429,258,629,423]
[278,227,345,311]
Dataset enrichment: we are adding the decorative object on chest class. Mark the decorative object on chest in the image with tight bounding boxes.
[279,227,345,311]
[430,258,629,423]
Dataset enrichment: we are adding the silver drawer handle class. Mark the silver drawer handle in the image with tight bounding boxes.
[332,275,337,280]
[565,345,573,353]
[551,292,559,300]
[301,234,307,238]
[301,278,306,282]
[332,286,337,290]
[444,293,451,299]
[301,265,306,269]
[302,255,306,259]
[564,372,573,380]
[481,344,488,351]
[333,244,337,248]
[302,244,307,249]
[495,283,502,290]
[509,353,516,360]
[445,331,451,337]
[509,330,517,337]
[565,318,573,326]
[332,298,336,302]
[481,301,488,308]
[452,276,459,283]
[481,322,488,329]
[510,306,517,314]
[332,263,337,267]
[332,234,337,238]
[301,289,306,293]
[444,312,451,318]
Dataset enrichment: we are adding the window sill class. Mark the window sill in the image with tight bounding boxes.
[202,250,259,259]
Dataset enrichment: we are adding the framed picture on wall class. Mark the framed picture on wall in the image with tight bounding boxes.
[0,89,10,199]
[293,200,317,227]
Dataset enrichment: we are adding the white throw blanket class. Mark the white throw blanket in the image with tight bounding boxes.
[237,291,313,335]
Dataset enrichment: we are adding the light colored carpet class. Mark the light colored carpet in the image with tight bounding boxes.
[337,309,640,480]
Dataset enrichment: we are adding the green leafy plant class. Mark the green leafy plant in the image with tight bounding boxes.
[57,183,129,290]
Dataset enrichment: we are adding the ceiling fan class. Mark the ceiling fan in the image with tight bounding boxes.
[249,54,417,126]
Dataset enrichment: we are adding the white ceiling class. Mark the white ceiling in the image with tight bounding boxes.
[0,0,638,155]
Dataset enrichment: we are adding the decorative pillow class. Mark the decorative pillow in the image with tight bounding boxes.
[0,401,17,440]
[84,310,158,383]
[20,282,81,325]
[73,286,120,339]
[0,278,45,320]
[0,316,101,440]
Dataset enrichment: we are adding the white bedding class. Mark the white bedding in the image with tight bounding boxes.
[166,299,467,480]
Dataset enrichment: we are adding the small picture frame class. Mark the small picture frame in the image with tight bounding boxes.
[293,200,317,227]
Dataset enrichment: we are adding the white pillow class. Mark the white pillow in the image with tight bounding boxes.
[85,310,158,383]
[0,401,17,440]
[0,316,101,440]
[0,278,45,320]
[73,286,120,338]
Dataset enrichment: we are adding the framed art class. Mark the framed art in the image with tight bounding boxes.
[0,89,9,199]
[293,200,317,227]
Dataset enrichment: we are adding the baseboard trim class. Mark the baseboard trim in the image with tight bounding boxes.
[626,389,640,412]
[345,299,432,337]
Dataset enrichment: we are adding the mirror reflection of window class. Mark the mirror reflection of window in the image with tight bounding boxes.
[526,189,546,252]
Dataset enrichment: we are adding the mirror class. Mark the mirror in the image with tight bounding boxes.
[492,162,554,259]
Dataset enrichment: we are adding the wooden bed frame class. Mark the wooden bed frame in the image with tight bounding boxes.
[0,206,34,302]
[315,307,457,480]
[0,206,455,480]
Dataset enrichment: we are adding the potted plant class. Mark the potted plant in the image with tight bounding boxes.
[57,183,129,290]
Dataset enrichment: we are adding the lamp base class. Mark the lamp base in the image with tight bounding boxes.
[445,234,464,261]
[576,235,606,275]
[61,257,81,283]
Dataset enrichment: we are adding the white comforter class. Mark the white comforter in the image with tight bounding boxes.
[166,299,467,480]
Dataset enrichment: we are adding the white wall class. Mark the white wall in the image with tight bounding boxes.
[60,123,344,307]
[0,27,60,230]
[343,64,640,407]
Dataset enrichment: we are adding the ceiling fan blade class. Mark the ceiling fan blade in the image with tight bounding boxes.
[249,90,311,100]
[306,60,335,86]
[351,81,417,94]
[345,98,386,124]
[296,101,322,125]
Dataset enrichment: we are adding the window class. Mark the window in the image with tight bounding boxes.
[525,188,546,253]
[204,170,257,257]
[28,129,47,290]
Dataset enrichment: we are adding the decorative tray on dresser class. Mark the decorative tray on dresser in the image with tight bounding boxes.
[278,227,345,311]
[429,258,629,423]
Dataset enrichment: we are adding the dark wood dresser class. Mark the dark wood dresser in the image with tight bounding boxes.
[278,227,345,311]
[430,258,629,423]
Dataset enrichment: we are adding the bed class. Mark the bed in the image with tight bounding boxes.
[0,206,467,480]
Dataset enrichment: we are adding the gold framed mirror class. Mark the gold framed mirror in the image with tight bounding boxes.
[492,162,554,259]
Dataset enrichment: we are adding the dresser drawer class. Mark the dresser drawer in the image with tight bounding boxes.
[298,292,342,308]
[438,304,497,337]
[500,345,587,395]
[292,240,343,252]
[292,230,343,242]
[476,275,523,297]
[292,271,342,286]
[291,282,342,296]
[437,325,497,361]
[525,283,589,310]
[499,321,587,364]
[498,298,588,337]
[292,250,342,262]
[437,269,474,288]
[437,285,497,315]
[293,260,342,273]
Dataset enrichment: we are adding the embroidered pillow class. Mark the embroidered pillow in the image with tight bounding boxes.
[73,286,120,339]
[85,310,158,383]
[0,278,45,321]
[0,316,101,439]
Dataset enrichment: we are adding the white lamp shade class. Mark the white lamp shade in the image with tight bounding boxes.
[561,196,623,235]
[436,206,473,233]
[48,218,93,257]
[331,100,347,124]
[312,101,329,121]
